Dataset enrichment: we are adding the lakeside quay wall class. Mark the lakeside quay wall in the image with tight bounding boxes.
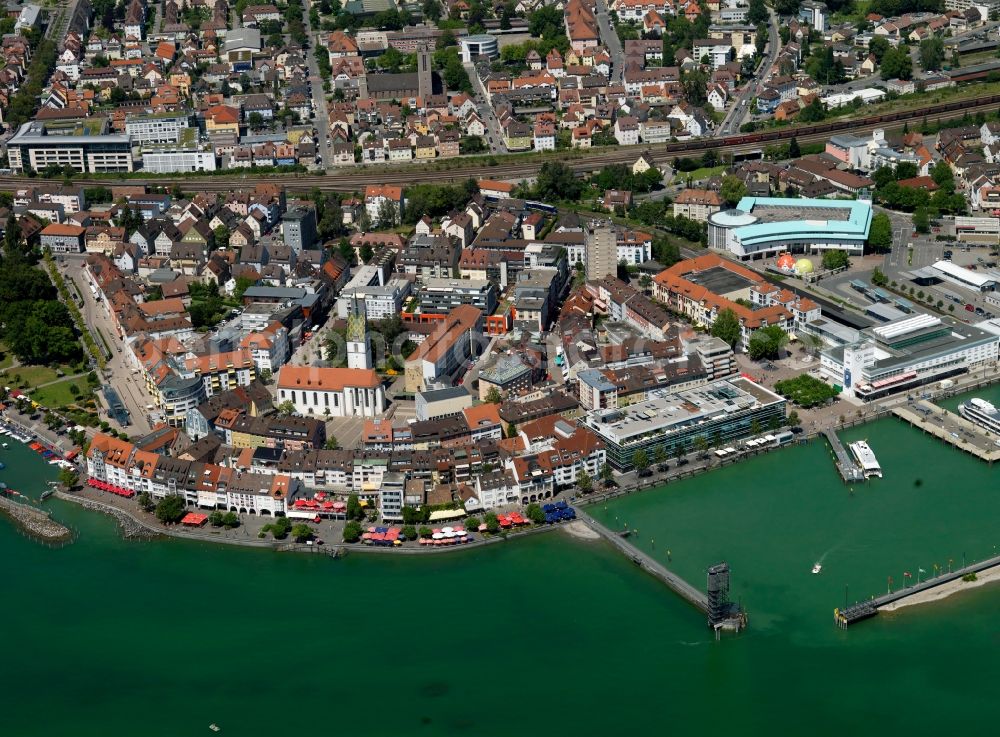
[55,491,563,556]
[0,495,73,543]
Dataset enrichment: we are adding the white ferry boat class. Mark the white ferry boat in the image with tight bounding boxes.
[848,440,882,479]
[959,398,1000,436]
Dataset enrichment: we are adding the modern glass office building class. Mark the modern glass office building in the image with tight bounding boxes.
[582,378,787,470]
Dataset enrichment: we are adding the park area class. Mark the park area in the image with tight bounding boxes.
[773,373,840,408]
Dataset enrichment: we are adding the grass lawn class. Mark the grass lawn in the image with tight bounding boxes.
[673,165,725,184]
[0,363,87,392]
[0,344,13,372]
[30,377,93,409]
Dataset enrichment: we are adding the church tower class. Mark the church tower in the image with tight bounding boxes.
[346,297,373,370]
[417,45,433,100]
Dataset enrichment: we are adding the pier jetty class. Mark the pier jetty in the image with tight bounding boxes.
[822,429,865,483]
[577,508,746,633]
[892,401,1000,463]
[0,495,72,543]
[835,553,1000,628]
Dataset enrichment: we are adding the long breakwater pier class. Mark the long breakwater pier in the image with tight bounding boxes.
[576,508,747,634]
[892,401,1000,463]
[822,429,865,483]
[835,553,1000,628]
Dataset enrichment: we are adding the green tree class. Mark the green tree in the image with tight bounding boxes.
[787,410,801,427]
[484,513,500,534]
[277,400,296,415]
[694,435,710,457]
[747,0,767,24]
[919,37,945,71]
[464,517,480,531]
[788,136,801,158]
[633,449,650,473]
[532,162,583,201]
[867,213,893,253]
[138,491,155,512]
[58,467,79,488]
[871,267,889,287]
[401,524,417,541]
[931,160,955,194]
[291,523,313,542]
[214,225,231,249]
[222,512,239,529]
[720,176,747,207]
[209,511,225,527]
[880,46,913,80]
[155,494,186,524]
[506,421,518,438]
[653,445,667,467]
[485,386,502,403]
[525,503,545,524]
[577,467,593,493]
[324,436,340,450]
[821,250,850,271]
[869,36,890,63]
[913,207,930,234]
[748,325,788,360]
[711,308,742,349]
[347,493,364,521]
[600,462,613,484]
[343,520,363,542]
[418,525,433,539]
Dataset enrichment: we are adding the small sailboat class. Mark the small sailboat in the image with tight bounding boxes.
[209,725,221,732]
[812,563,822,574]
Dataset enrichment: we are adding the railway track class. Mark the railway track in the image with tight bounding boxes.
[1,94,997,192]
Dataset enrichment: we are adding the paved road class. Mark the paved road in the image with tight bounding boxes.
[303,0,332,170]
[466,63,508,155]
[594,0,625,85]
[717,8,780,137]
[60,257,153,434]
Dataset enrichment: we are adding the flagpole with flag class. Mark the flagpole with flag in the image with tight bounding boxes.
[904,571,912,587]
[918,567,926,584]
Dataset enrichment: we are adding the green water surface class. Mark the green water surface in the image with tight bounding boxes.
[3,421,1000,737]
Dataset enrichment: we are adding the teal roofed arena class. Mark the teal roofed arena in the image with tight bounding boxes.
[708,197,873,261]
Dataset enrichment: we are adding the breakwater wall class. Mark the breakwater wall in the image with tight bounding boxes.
[0,495,73,544]
[54,492,160,540]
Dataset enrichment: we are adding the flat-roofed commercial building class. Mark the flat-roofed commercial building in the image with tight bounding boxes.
[125,112,191,144]
[141,146,217,173]
[417,277,498,315]
[929,259,1000,293]
[820,313,999,400]
[583,377,787,470]
[7,122,134,174]
[708,197,872,260]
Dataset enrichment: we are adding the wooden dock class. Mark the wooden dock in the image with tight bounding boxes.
[892,401,1000,463]
[835,553,1000,628]
[822,429,865,483]
[576,507,709,613]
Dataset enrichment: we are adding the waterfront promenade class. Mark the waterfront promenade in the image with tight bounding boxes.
[892,401,1000,463]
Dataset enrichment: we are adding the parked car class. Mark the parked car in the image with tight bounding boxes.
[966,303,975,311]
